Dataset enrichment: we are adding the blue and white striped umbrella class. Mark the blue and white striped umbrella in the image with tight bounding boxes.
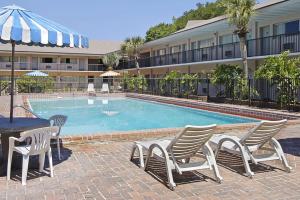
[0,5,89,48]
[24,71,48,77]
[1,5,89,122]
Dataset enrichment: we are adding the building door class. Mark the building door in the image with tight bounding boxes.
[31,57,38,70]
[260,26,270,55]
[79,59,85,71]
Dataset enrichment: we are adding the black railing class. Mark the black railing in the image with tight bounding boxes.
[118,32,300,70]
[87,64,105,71]
[123,78,300,111]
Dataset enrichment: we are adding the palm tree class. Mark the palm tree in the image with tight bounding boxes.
[102,52,121,71]
[221,0,255,78]
[121,36,144,75]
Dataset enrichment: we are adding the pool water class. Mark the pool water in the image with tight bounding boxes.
[29,97,257,135]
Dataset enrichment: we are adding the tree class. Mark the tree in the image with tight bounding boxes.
[102,52,121,71]
[255,51,300,109]
[221,0,255,78]
[121,36,144,74]
[145,23,175,42]
[211,64,242,97]
[145,1,225,42]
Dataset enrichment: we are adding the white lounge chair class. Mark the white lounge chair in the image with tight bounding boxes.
[101,83,109,93]
[7,126,58,185]
[87,83,95,94]
[210,119,292,178]
[49,115,67,160]
[130,124,222,190]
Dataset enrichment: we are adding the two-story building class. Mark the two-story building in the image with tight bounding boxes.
[120,0,300,78]
[0,40,122,87]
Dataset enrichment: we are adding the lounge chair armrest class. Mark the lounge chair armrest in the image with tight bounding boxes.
[216,136,244,151]
[148,143,170,159]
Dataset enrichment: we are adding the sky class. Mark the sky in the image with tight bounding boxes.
[1,0,264,41]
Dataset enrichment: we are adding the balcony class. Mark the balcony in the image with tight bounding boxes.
[0,62,105,72]
[118,32,300,69]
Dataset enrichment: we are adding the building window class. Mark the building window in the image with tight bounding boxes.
[191,42,197,50]
[274,20,300,35]
[219,34,233,45]
[182,44,187,51]
[199,38,214,48]
[170,45,180,53]
[41,57,54,63]
[0,56,12,62]
[61,58,77,64]
[285,20,299,34]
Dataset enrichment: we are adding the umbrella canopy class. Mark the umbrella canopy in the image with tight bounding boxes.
[0,5,89,47]
[24,71,48,77]
[0,5,89,122]
[100,71,121,77]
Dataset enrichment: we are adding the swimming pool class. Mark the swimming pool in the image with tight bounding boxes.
[29,97,257,135]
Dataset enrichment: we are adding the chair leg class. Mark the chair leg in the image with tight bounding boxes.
[48,148,54,177]
[145,144,176,190]
[57,138,61,160]
[129,144,136,161]
[271,138,292,172]
[22,155,29,186]
[6,149,13,181]
[204,144,223,183]
[39,153,45,173]
[130,144,145,168]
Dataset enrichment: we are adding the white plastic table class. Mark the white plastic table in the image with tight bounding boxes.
[0,117,50,175]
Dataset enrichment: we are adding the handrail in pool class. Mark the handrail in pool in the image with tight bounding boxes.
[14,105,41,118]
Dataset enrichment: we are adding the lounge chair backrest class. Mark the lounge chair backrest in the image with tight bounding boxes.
[87,83,95,92]
[240,119,287,147]
[168,124,216,160]
[101,83,109,92]
[20,126,59,155]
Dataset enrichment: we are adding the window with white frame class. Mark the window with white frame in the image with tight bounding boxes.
[191,42,197,50]
[170,45,181,53]
[61,58,77,64]
[274,20,300,35]
[199,38,214,48]
[0,56,12,62]
[219,34,233,44]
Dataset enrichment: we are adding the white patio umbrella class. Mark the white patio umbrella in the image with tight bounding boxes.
[0,5,89,122]
[100,70,121,77]
[100,71,121,91]
[24,70,48,77]
[24,70,49,92]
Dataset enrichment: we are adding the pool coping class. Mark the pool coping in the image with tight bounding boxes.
[126,93,300,120]
[22,93,300,144]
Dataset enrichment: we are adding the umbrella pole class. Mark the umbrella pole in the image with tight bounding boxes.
[9,41,15,123]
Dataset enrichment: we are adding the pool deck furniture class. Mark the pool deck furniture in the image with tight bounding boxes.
[0,117,50,175]
[49,115,68,160]
[210,119,292,178]
[101,83,110,93]
[130,124,223,190]
[7,126,58,185]
[87,83,96,95]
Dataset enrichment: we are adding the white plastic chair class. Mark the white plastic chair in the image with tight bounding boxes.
[210,119,292,178]
[49,115,67,160]
[87,83,95,93]
[130,124,222,190]
[7,126,58,185]
[101,83,109,93]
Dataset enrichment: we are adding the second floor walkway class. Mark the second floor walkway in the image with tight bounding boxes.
[118,32,300,70]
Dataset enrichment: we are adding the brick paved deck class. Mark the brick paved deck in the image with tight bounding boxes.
[0,95,299,199]
[0,123,299,200]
